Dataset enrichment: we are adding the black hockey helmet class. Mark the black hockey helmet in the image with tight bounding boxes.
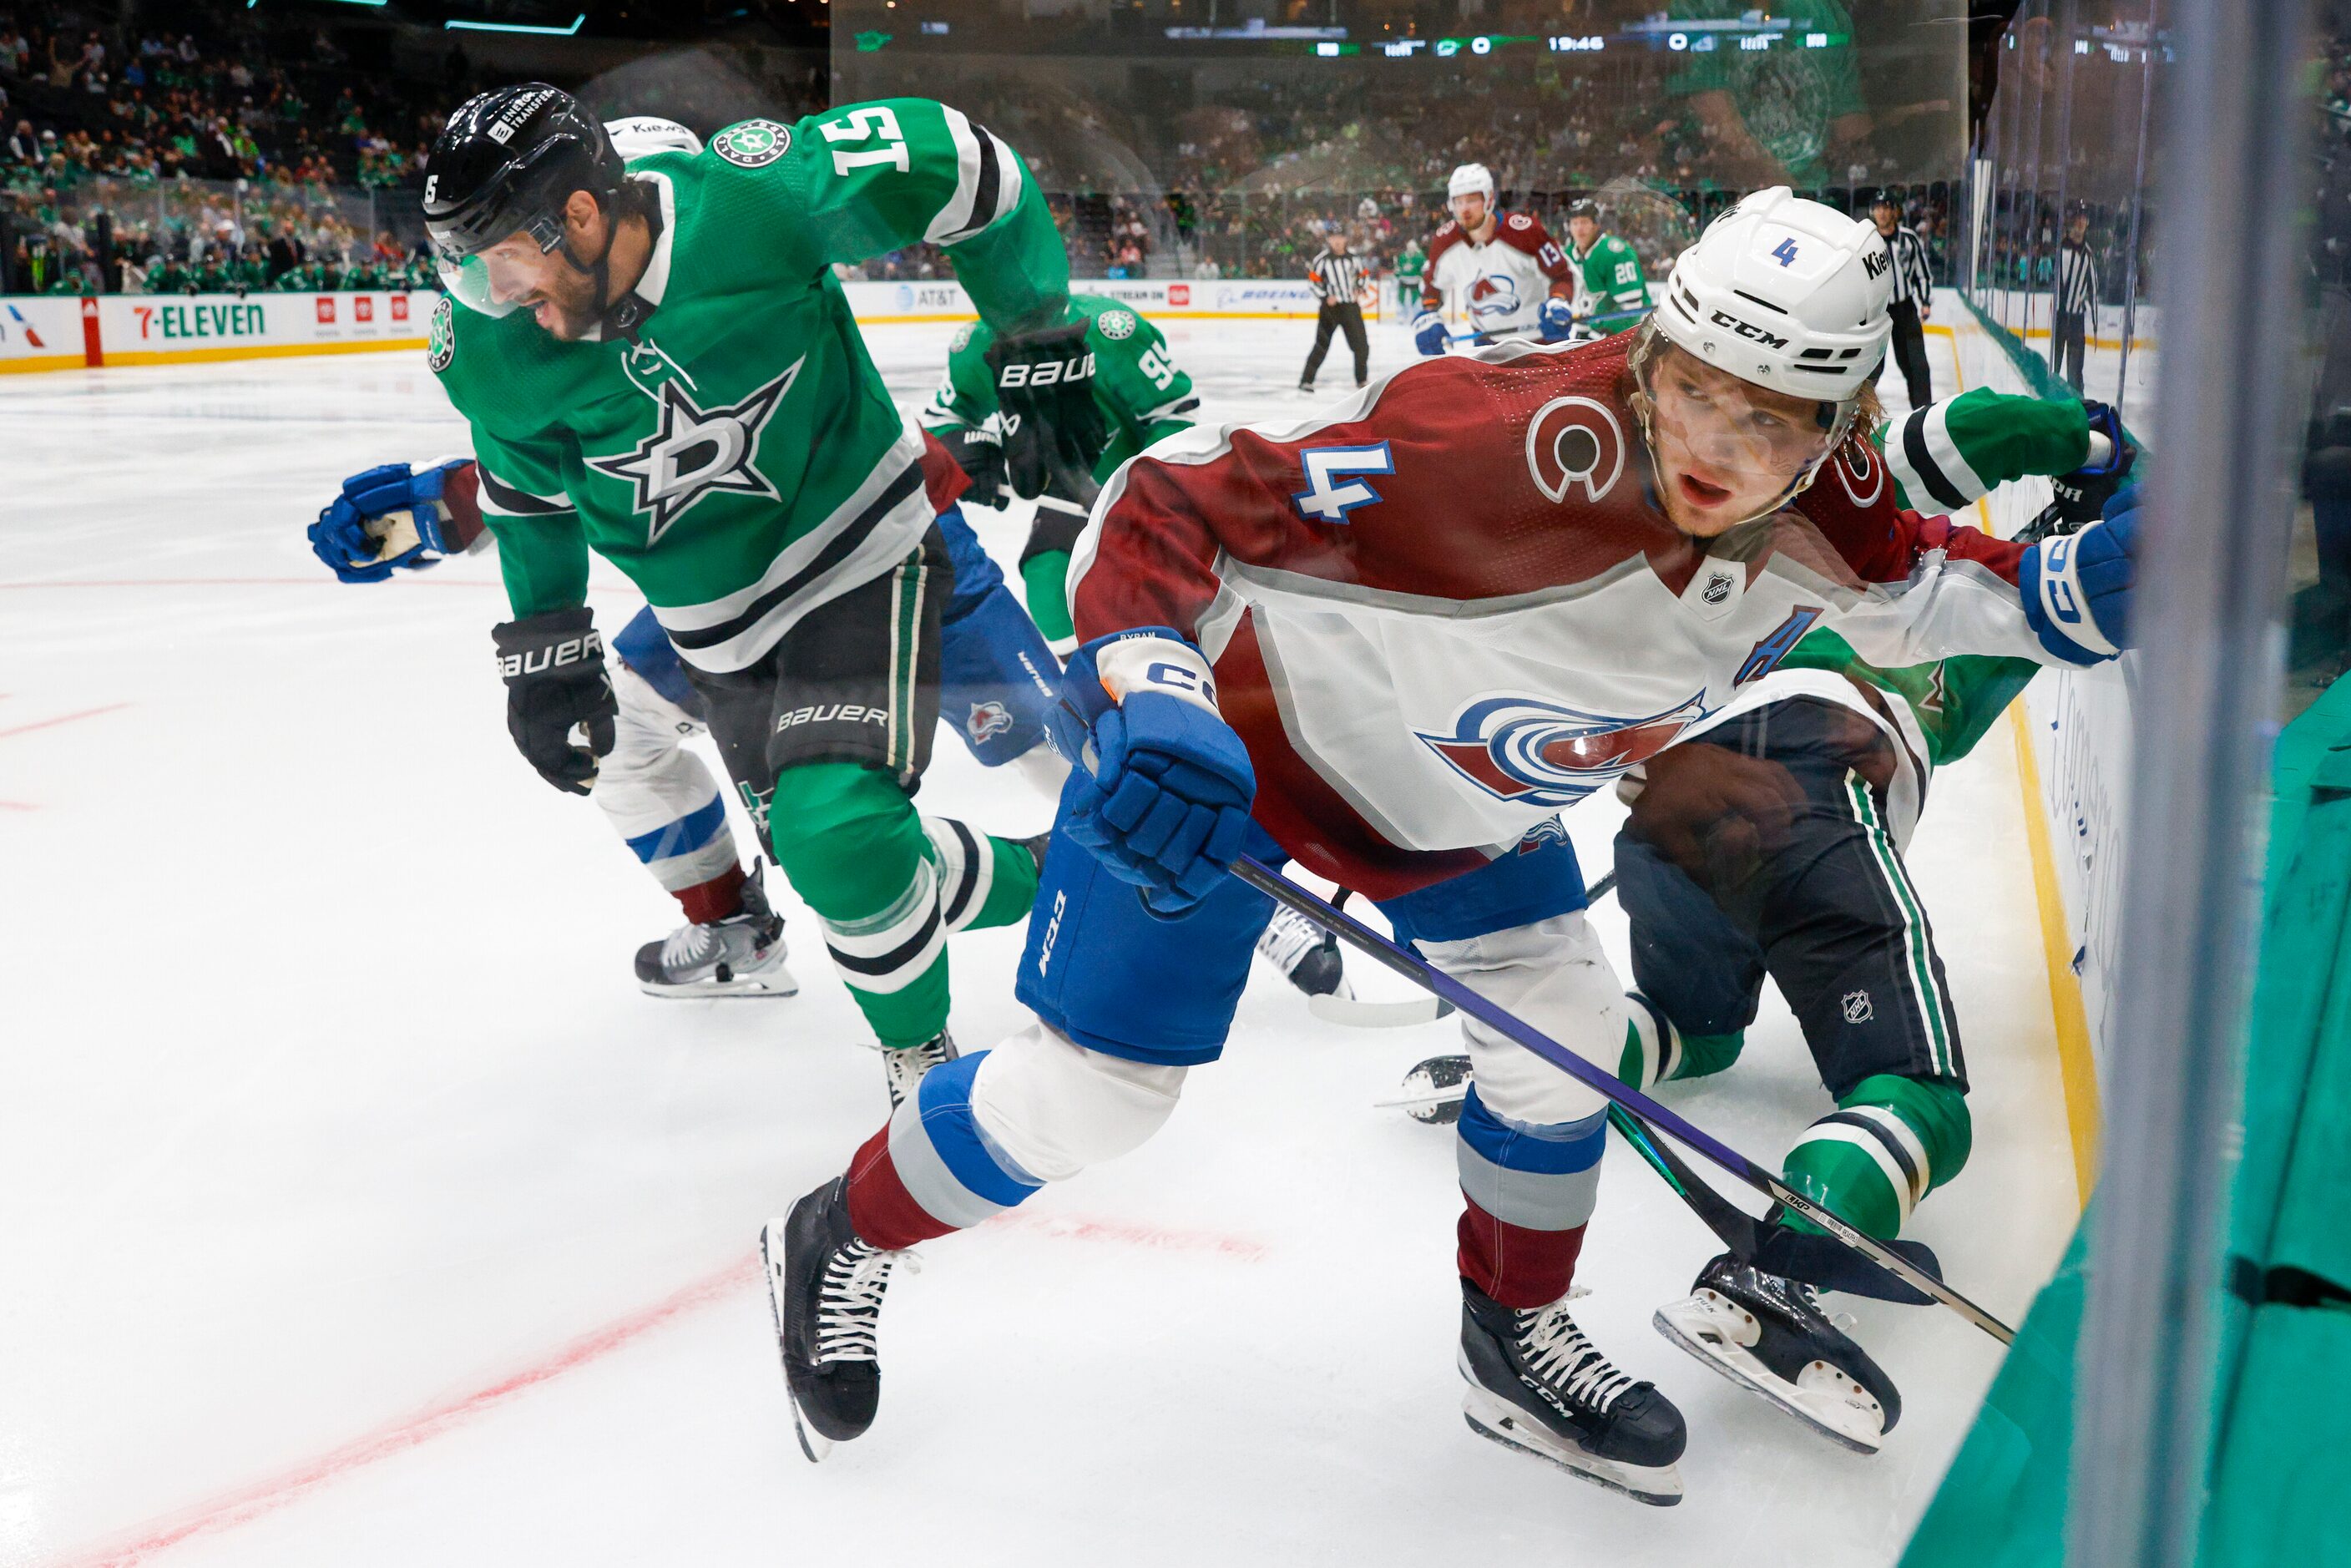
[423,83,627,316]
[1566,198,1600,222]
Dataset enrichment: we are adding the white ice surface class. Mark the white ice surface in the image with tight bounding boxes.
[0,316,2076,1568]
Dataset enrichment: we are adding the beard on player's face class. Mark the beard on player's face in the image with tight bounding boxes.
[481,200,609,341]
[1449,194,1490,232]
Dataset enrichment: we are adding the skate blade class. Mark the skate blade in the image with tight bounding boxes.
[1459,1386,1683,1506]
[640,964,801,999]
[1652,1298,1885,1455]
[759,1218,833,1464]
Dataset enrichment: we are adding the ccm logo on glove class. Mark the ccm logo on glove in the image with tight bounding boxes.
[1094,633,1220,715]
[495,630,603,679]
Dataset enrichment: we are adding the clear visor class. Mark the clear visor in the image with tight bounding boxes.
[1640,340,1846,503]
[433,249,523,319]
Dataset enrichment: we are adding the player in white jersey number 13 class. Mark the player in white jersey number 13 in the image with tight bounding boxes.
[761,190,2141,1502]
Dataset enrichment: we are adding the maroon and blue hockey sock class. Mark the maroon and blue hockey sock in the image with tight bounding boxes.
[1454,1086,1606,1308]
[846,1050,1044,1250]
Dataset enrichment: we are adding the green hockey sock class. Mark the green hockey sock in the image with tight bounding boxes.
[1618,992,1746,1088]
[922,817,1042,933]
[1782,1074,1973,1240]
[771,761,949,1050]
[1021,550,1075,645]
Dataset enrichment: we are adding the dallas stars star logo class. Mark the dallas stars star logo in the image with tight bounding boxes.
[589,359,801,547]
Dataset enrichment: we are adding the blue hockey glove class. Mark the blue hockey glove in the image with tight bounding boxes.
[1413,311,1449,357]
[1051,629,1256,915]
[307,458,483,584]
[2020,484,2139,664]
[1537,296,1575,343]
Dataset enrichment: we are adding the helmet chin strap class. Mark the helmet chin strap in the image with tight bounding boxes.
[554,187,662,342]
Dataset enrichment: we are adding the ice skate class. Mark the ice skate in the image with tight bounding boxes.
[879,1029,958,1110]
[634,872,797,998]
[1255,903,1349,999]
[1653,1252,1902,1454]
[1378,1053,1471,1123]
[761,1176,916,1462]
[1458,1280,1686,1505]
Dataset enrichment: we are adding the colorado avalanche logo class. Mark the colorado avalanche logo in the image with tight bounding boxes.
[1469,272,1522,325]
[966,701,1015,745]
[1525,396,1625,503]
[1833,439,1883,508]
[1418,693,1709,807]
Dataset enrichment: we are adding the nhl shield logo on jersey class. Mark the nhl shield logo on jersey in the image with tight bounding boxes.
[589,357,803,546]
[1524,395,1625,504]
[1417,692,1709,807]
[965,701,1015,745]
[427,296,455,372]
[712,119,791,168]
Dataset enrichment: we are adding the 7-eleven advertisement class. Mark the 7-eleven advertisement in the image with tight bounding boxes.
[0,291,436,372]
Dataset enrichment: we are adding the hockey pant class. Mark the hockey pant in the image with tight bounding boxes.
[843,800,1620,1313]
[596,503,1065,933]
[1612,695,1972,1241]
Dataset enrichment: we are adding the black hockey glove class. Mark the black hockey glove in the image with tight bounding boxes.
[2025,400,2138,541]
[988,320,1110,505]
[936,419,1009,510]
[492,607,616,796]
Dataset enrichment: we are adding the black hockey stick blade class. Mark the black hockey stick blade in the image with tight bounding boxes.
[1752,1228,1945,1306]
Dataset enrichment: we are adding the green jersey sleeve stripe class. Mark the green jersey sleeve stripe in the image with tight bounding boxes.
[477,466,574,516]
[1888,402,1987,513]
[926,109,1024,245]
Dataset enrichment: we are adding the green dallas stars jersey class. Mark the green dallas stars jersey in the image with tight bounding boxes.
[1570,232,1648,320]
[1785,387,2096,768]
[432,99,1070,673]
[918,292,1198,480]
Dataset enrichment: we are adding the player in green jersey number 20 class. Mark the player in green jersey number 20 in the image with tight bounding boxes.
[1563,200,1651,338]
[422,84,1101,1103]
[919,293,1199,651]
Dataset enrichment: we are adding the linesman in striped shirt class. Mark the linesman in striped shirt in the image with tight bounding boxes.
[1299,226,1372,394]
[2053,209,2101,392]
[1868,190,1936,408]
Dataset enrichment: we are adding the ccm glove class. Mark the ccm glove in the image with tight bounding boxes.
[1413,310,1449,357]
[1537,296,1575,344]
[988,320,1110,503]
[308,458,485,584]
[2020,484,2139,664]
[1050,630,1256,915]
[493,607,617,795]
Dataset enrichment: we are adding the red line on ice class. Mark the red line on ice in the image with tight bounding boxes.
[40,1252,758,1568]
[982,1209,1272,1262]
[0,702,133,742]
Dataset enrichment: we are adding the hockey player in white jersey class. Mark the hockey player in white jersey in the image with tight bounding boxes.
[762,189,2139,1500]
[1413,163,1579,353]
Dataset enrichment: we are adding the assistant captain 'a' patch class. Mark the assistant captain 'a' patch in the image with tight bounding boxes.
[712,119,791,168]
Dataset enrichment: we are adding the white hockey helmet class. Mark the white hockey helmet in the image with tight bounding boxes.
[604,116,704,159]
[1653,187,1891,404]
[1448,163,1496,203]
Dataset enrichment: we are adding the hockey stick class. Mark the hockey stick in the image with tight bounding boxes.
[1308,868,1617,1029]
[1231,855,2016,1343]
[1032,494,1093,518]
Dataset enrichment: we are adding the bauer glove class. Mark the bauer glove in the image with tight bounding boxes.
[988,321,1110,504]
[1050,629,1256,916]
[493,607,617,795]
[2020,484,2139,664]
[308,458,486,584]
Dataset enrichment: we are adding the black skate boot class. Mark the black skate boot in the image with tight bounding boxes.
[1388,1053,1471,1124]
[879,1029,958,1110]
[761,1177,915,1462]
[1458,1280,1686,1505]
[1255,903,1348,999]
[1653,1251,1903,1454]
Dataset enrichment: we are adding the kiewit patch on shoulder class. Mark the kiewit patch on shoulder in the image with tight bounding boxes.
[712,119,791,168]
[427,296,455,372]
[1096,308,1137,341]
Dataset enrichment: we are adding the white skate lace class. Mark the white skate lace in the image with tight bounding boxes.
[657,920,717,972]
[1254,905,1328,976]
[1516,1302,1636,1413]
[813,1240,919,1364]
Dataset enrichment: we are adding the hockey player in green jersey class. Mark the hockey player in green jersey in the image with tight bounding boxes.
[1563,199,1649,335]
[1620,389,2133,1452]
[918,292,1197,650]
[422,84,1107,1100]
